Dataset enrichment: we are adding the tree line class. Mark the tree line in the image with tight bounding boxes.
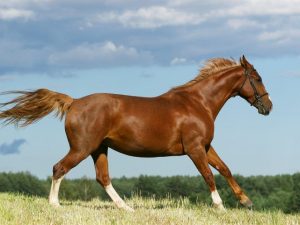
[0,172,299,213]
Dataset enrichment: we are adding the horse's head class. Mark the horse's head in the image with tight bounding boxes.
[238,55,273,115]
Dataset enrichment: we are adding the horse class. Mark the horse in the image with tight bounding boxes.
[0,55,272,211]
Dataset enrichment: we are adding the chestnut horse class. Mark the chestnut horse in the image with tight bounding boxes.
[0,56,272,211]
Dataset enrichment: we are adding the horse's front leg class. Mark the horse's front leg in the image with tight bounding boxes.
[184,138,225,210]
[207,146,253,208]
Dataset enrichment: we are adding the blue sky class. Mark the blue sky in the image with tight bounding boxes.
[0,0,299,179]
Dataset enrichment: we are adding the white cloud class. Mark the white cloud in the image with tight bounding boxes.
[89,1,300,30]
[167,0,198,6]
[213,0,300,17]
[258,31,285,42]
[0,8,34,20]
[0,0,48,7]
[48,41,153,68]
[94,6,205,28]
[170,57,187,65]
[258,29,300,43]
[1,0,300,74]
[227,19,264,30]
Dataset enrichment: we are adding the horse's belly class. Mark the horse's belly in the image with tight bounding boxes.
[104,109,184,157]
[104,138,184,157]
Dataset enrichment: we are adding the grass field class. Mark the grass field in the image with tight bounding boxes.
[0,193,299,225]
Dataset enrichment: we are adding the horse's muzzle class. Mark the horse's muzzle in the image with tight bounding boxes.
[257,100,273,116]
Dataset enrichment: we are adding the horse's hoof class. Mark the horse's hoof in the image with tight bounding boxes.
[123,205,135,212]
[214,203,226,211]
[240,198,253,209]
[49,201,61,207]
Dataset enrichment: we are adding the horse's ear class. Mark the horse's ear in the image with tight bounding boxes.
[240,55,250,69]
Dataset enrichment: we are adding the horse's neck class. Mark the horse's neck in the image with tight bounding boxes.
[188,67,243,119]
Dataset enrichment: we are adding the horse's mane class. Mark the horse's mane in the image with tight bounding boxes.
[172,58,240,90]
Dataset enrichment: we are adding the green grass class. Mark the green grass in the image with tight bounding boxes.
[0,193,299,225]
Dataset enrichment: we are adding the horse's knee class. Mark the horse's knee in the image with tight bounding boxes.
[53,163,66,180]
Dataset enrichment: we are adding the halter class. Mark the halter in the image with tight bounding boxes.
[238,68,269,107]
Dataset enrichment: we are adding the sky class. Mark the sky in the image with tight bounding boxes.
[0,0,299,179]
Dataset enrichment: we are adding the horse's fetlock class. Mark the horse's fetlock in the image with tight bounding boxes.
[53,163,65,179]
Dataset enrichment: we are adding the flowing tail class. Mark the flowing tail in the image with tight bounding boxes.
[0,89,73,127]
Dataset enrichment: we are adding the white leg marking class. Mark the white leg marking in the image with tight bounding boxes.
[211,190,225,210]
[105,183,134,212]
[49,175,64,207]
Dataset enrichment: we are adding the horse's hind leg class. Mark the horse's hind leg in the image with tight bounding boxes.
[92,146,134,212]
[49,149,90,206]
[207,146,253,208]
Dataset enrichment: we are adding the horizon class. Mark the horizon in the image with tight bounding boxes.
[0,0,299,179]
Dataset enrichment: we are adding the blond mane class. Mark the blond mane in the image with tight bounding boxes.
[173,58,240,90]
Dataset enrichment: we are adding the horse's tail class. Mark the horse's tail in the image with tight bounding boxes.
[0,89,73,127]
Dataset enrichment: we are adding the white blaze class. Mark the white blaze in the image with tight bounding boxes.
[268,95,272,101]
